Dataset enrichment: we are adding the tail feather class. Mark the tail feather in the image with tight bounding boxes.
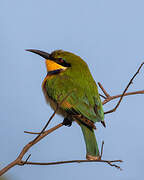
[80,123,99,158]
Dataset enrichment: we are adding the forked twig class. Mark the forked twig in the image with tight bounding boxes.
[19,140,122,170]
[32,90,74,141]
[0,123,63,176]
[99,62,144,114]
[98,82,110,98]
[20,159,123,170]
[102,90,144,105]
[99,93,107,99]
[22,154,31,165]
[0,90,75,176]
[20,140,122,170]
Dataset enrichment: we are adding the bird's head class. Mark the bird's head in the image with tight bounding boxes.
[26,49,88,74]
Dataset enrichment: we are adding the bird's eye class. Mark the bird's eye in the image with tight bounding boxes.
[59,58,64,63]
[57,58,71,67]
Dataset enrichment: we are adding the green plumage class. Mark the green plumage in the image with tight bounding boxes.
[80,123,99,157]
[44,50,104,159]
[27,49,104,159]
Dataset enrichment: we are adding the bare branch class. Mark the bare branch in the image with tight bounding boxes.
[99,62,144,114]
[22,154,31,165]
[20,159,123,170]
[107,161,122,170]
[24,131,41,134]
[99,93,107,99]
[100,141,104,158]
[102,90,144,105]
[0,120,123,175]
[33,107,58,141]
[98,82,110,98]
[0,123,63,176]
[31,90,74,142]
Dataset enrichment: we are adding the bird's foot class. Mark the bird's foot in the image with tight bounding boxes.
[62,117,72,127]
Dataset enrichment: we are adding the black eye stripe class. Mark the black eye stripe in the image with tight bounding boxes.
[48,55,71,67]
[59,58,71,67]
[55,58,71,67]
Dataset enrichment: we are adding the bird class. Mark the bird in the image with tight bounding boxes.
[26,49,105,160]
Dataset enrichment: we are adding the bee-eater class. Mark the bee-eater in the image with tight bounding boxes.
[27,49,105,160]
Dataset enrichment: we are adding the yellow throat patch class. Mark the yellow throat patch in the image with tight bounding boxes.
[45,59,67,72]
[42,59,67,86]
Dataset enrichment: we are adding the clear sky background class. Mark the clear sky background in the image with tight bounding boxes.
[0,0,144,179]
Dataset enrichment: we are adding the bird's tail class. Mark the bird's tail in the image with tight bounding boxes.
[80,123,100,160]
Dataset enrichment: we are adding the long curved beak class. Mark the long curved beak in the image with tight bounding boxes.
[26,49,71,68]
[26,49,51,60]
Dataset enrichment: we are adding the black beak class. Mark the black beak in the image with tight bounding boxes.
[26,49,71,67]
[26,49,52,60]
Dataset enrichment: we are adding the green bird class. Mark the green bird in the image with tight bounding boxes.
[27,49,105,160]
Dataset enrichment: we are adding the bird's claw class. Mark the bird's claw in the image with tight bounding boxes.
[62,117,72,127]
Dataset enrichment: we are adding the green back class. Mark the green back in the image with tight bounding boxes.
[45,50,104,123]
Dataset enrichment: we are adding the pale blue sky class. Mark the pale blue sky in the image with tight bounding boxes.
[0,0,144,179]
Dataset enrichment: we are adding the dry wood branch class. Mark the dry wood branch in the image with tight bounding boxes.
[102,90,144,105]
[0,123,63,176]
[98,82,110,98]
[20,137,122,170]
[32,91,73,142]
[24,131,42,135]
[99,62,144,114]
[0,121,122,175]
[33,107,58,141]
[100,141,104,158]
[20,159,123,170]
[99,93,107,99]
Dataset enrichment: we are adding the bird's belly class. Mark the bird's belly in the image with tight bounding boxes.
[42,87,67,117]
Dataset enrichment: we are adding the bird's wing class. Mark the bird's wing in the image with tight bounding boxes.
[44,74,104,124]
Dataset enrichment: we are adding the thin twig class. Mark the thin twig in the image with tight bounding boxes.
[32,107,58,141]
[107,162,122,170]
[102,90,144,105]
[21,154,31,165]
[24,131,41,135]
[100,141,104,158]
[98,82,110,97]
[104,62,144,114]
[99,93,107,99]
[0,123,63,176]
[20,159,123,170]
[31,90,74,142]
